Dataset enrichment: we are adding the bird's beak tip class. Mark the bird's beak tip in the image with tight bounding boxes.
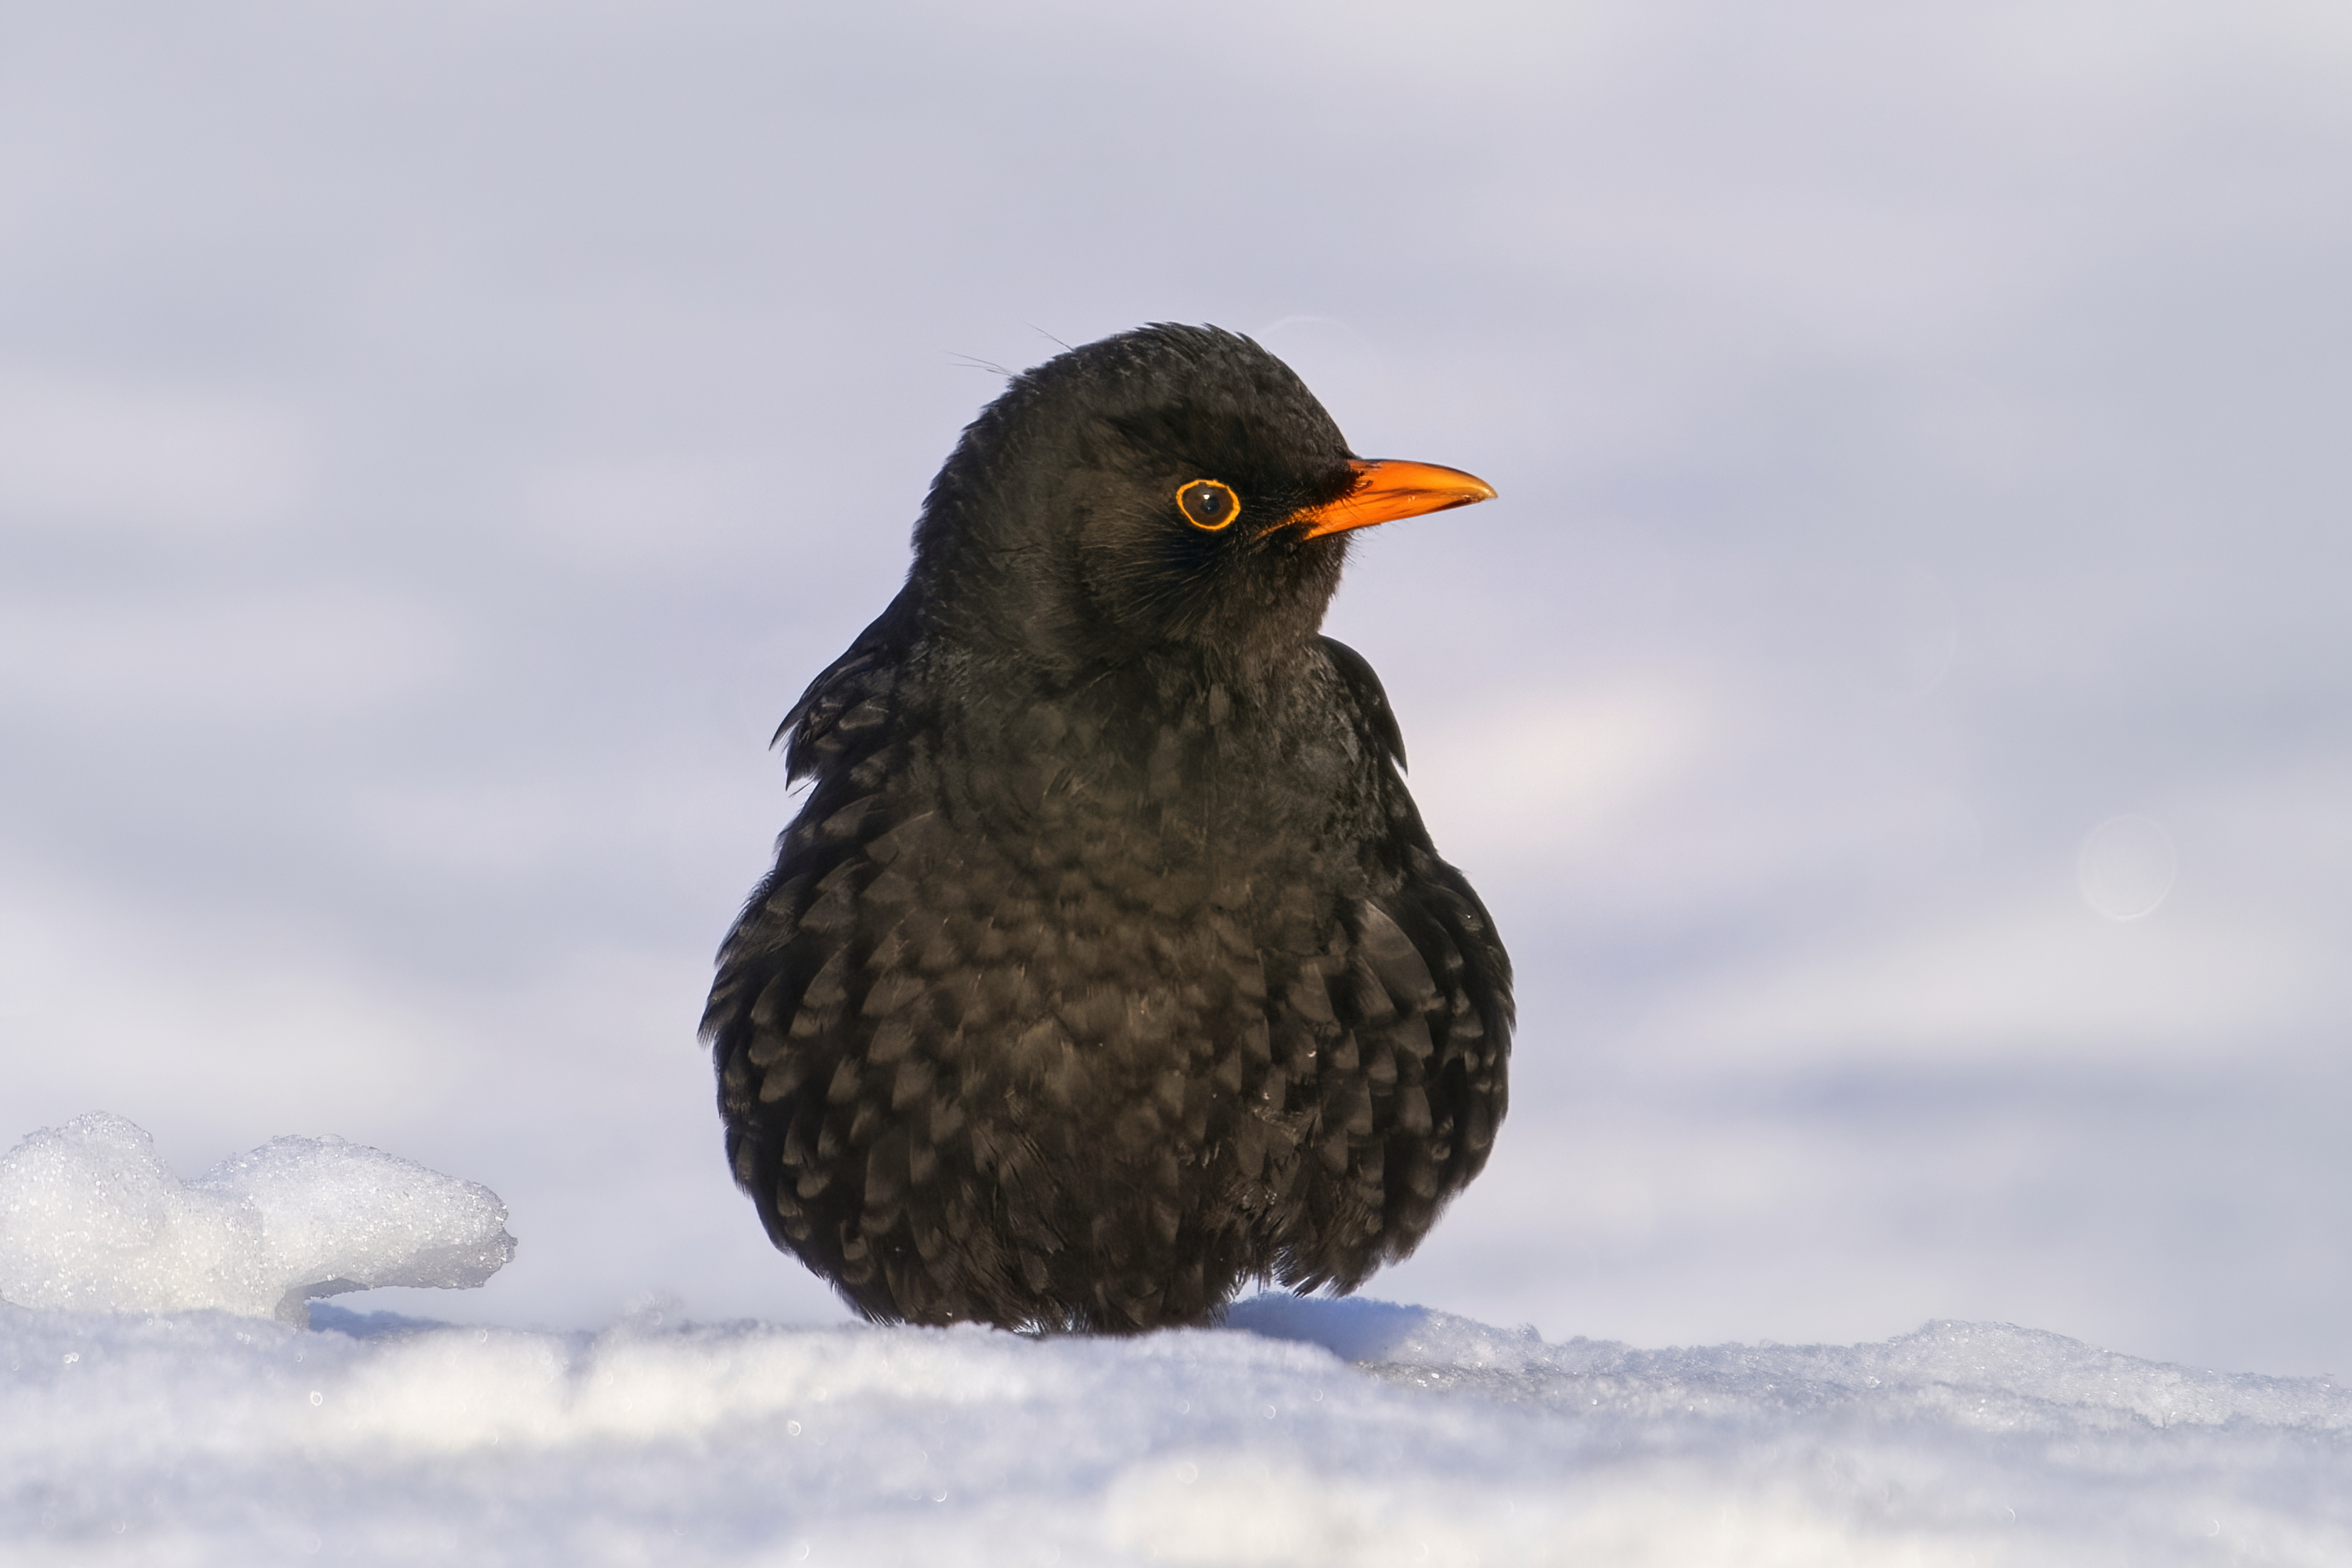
[1291,459,1500,539]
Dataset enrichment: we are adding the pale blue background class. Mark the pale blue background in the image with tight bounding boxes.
[4,1,2347,1376]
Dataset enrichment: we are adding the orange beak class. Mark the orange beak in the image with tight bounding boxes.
[1286,458,1498,540]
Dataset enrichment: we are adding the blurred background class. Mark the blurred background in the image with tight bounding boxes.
[3,1,2347,1376]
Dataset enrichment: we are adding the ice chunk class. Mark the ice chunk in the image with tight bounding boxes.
[0,1112,516,1325]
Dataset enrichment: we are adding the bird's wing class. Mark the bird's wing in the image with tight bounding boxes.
[706,599,916,1150]
[1262,641,1514,1292]
[1316,635,1408,770]
[775,592,919,783]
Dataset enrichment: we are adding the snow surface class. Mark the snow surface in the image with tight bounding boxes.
[6,1295,2349,1566]
[4,1115,2348,1562]
[0,1114,515,1326]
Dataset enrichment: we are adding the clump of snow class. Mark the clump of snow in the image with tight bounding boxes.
[5,1295,2348,1565]
[0,1112,515,1326]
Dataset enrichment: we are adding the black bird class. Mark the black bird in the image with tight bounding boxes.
[703,325,1512,1332]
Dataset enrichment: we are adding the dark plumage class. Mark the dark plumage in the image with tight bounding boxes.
[703,324,1512,1332]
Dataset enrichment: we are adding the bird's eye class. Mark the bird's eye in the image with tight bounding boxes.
[1175,480,1239,532]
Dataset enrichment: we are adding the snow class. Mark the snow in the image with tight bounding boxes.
[0,1114,515,1326]
[4,1118,2349,1562]
[6,1295,2348,1566]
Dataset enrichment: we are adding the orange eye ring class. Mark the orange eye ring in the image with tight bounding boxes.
[1174,479,1240,532]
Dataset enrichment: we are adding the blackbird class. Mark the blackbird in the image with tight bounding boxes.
[704,324,1512,1333]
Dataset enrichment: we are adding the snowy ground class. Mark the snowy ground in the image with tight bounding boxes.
[10,1295,2349,1567]
[9,1117,2343,1564]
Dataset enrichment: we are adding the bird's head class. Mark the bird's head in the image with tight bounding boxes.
[907,324,1494,683]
